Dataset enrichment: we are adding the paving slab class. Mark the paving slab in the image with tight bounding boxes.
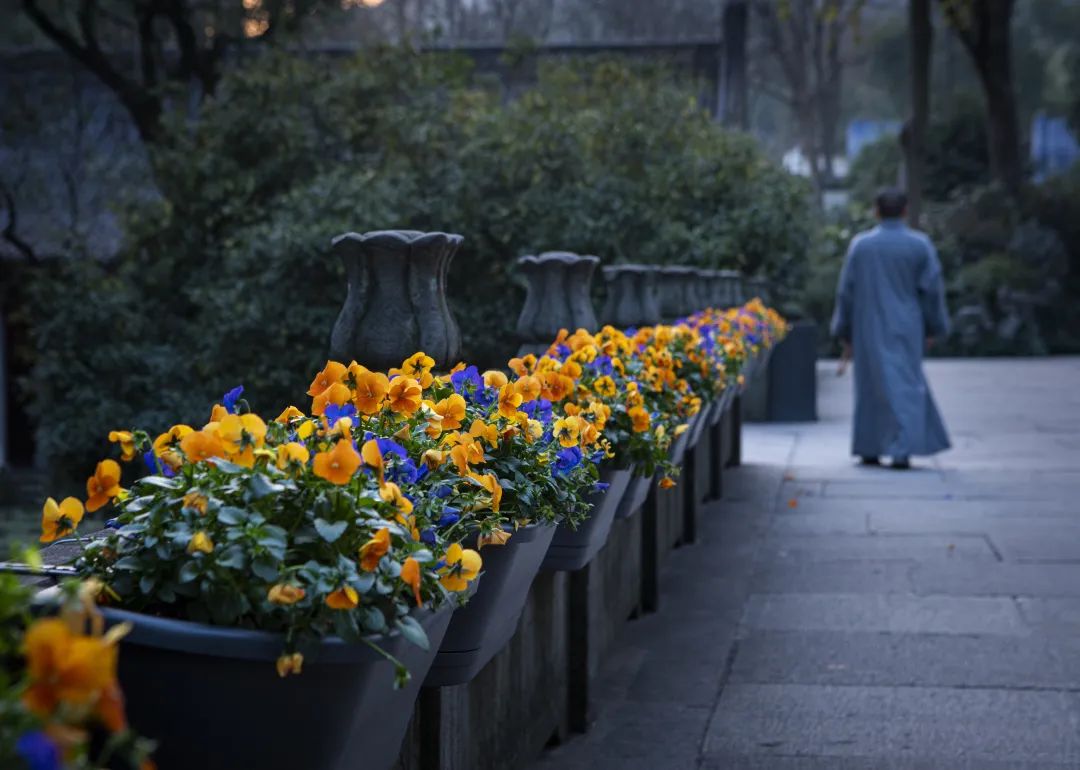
[703,684,1080,765]
[763,533,999,563]
[911,560,1080,597]
[742,593,1028,636]
[751,561,917,595]
[730,629,1080,689]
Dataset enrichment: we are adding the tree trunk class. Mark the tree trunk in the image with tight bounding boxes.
[720,0,749,128]
[976,37,1023,195]
[938,0,1022,195]
[907,0,932,226]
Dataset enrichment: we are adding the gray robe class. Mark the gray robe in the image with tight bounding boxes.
[831,219,951,459]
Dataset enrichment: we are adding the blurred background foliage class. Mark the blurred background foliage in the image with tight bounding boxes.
[12,51,813,485]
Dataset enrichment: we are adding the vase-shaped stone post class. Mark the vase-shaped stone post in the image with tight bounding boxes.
[638,266,664,325]
[718,269,743,308]
[329,230,463,371]
[515,252,599,356]
[746,276,771,304]
[703,270,724,308]
[686,269,711,314]
[602,265,662,328]
[657,266,693,320]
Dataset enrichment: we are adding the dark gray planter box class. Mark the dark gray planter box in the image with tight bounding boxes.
[103,605,452,770]
[615,470,654,520]
[667,426,691,467]
[425,522,556,687]
[542,467,633,572]
[765,320,818,422]
[687,407,710,448]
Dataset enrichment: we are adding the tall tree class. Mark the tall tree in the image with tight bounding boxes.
[906,0,932,226]
[750,0,867,191]
[21,1,340,146]
[938,0,1021,194]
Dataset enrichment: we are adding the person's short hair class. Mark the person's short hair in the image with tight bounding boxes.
[875,187,908,218]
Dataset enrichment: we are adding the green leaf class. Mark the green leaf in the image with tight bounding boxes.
[333,610,361,642]
[248,474,284,499]
[395,616,430,651]
[314,518,348,543]
[353,572,375,593]
[252,555,279,582]
[113,556,142,571]
[177,561,202,583]
[217,545,247,570]
[210,458,246,474]
[360,606,387,633]
[217,506,247,525]
[136,476,181,490]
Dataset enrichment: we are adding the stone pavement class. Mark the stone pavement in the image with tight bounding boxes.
[532,358,1080,770]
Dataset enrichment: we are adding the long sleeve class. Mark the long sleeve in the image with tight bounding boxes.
[918,239,950,337]
[830,240,857,341]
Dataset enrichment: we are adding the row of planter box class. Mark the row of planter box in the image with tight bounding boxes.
[394,382,748,770]
[35,370,757,770]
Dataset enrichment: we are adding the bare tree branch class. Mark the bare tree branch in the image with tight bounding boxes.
[0,179,37,263]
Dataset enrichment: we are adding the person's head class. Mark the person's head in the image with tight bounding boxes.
[875,188,908,220]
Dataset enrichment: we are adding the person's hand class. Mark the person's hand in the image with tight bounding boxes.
[837,340,852,376]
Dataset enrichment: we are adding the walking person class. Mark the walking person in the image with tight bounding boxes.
[831,188,951,469]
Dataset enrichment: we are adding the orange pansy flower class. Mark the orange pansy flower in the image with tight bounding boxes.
[86,459,122,513]
[312,439,361,485]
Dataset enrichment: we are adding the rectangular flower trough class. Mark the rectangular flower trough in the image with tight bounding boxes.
[104,605,453,770]
[542,467,633,572]
[424,522,556,687]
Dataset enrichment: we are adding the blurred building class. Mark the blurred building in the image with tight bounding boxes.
[1031,113,1079,181]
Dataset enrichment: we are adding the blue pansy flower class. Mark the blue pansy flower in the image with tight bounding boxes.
[376,437,409,461]
[589,450,606,465]
[552,446,583,477]
[555,344,571,358]
[324,402,357,425]
[16,731,60,770]
[590,355,614,375]
[437,510,461,527]
[521,398,553,424]
[593,481,611,493]
[433,484,453,499]
[222,385,244,414]
[387,458,421,485]
[474,386,497,409]
[451,366,483,396]
[420,529,437,545]
[142,449,175,478]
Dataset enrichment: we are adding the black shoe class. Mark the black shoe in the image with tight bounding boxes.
[891,457,911,470]
[860,456,881,466]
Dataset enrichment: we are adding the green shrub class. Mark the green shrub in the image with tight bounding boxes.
[20,48,814,489]
[847,97,992,207]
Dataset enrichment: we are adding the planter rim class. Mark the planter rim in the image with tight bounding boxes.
[100,604,451,664]
[330,230,464,250]
[519,252,600,266]
[475,519,556,545]
[602,263,649,275]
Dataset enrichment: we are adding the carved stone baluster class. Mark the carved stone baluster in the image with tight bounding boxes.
[515,251,599,355]
[329,230,464,370]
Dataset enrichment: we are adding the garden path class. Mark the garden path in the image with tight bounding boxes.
[532,357,1080,769]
